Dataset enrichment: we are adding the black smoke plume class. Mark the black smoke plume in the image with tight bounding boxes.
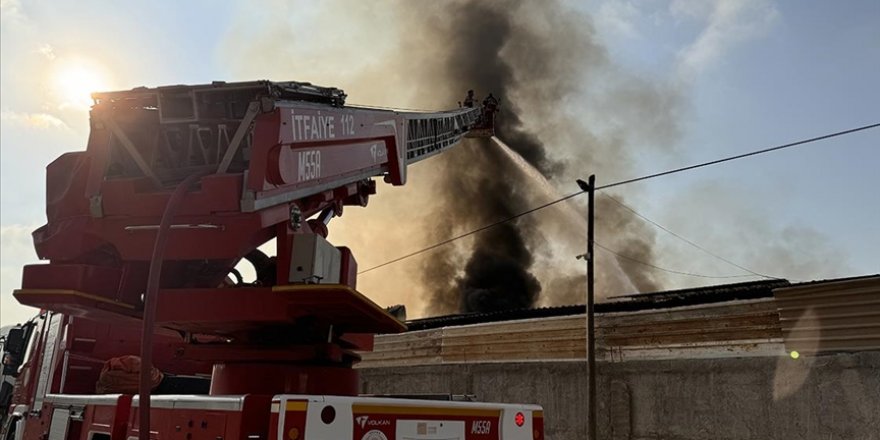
[422,135,543,314]
[410,1,566,314]
[406,0,675,314]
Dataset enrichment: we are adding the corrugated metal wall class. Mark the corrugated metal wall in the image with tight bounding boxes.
[774,275,880,354]
[360,276,880,367]
[360,298,787,367]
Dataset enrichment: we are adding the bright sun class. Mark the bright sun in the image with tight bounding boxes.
[53,60,110,109]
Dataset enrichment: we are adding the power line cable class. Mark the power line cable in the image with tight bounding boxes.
[358,122,880,275]
[594,122,879,191]
[593,241,757,279]
[600,194,782,279]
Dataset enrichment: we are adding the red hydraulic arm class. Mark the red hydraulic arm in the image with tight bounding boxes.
[13,80,490,405]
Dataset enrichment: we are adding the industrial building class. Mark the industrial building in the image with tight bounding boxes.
[359,275,880,440]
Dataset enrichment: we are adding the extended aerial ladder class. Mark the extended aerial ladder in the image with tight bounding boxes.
[3,81,541,440]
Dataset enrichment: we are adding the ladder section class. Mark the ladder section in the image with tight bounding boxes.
[404,107,481,165]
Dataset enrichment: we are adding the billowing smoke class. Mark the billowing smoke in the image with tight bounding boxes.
[399,0,675,313]
[403,1,557,314]
[421,137,543,314]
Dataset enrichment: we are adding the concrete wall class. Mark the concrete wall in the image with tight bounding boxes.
[359,352,880,440]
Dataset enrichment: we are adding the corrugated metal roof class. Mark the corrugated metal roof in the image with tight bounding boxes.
[406,279,789,331]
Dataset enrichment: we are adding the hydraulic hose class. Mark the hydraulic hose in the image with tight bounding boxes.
[138,173,202,440]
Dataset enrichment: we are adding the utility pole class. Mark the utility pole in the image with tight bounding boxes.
[576,175,597,440]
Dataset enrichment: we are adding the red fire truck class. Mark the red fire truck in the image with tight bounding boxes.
[0,81,541,440]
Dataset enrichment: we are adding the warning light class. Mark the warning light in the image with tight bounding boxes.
[515,412,525,427]
[287,427,300,440]
[790,350,800,360]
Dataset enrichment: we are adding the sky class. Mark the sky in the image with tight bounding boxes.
[1,0,878,326]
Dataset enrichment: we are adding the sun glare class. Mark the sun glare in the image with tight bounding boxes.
[52,60,110,109]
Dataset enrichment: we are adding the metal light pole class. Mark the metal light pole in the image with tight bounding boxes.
[576,175,597,440]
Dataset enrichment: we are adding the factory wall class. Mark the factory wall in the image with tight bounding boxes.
[359,351,880,440]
